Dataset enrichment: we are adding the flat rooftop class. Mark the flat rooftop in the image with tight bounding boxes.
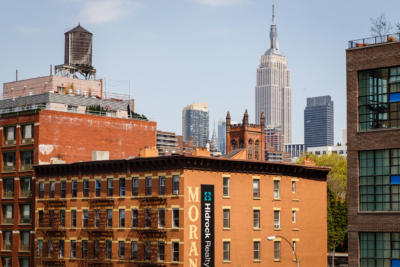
[348,32,400,49]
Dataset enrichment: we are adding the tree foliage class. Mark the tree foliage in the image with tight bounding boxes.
[297,153,347,252]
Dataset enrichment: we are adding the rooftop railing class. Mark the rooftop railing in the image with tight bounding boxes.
[348,33,400,48]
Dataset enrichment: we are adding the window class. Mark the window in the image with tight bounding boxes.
[20,151,33,170]
[293,241,296,253]
[119,209,125,228]
[107,178,113,197]
[131,241,138,260]
[158,242,165,261]
[172,208,179,228]
[20,231,29,251]
[359,232,400,267]
[119,241,125,260]
[4,126,15,144]
[132,209,138,227]
[172,242,179,262]
[144,241,151,260]
[359,149,400,211]
[82,240,88,258]
[253,241,260,261]
[159,176,166,195]
[60,181,66,198]
[20,204,31,224]
[119,178,125,196]
[253,179,260,198]
[145,209,151,227]
[49,210,55,226]
[106,240,112,259]
[3,178,13,198]
[2,257,11,267]
[274,241,280,260]
[292,181,296,193]
[248,139,253,159]
[50,181,55,198]
[253,210,260,229]
[20,177,31,198]
[60,210,65,227]
[48,240,54,257]
[255,140,260,160]
[59,240,64,258]
[70,240,76,258]
[274,180,280,199]
[72,180,77,198]
[83,210,88,227]
[38,240,43,257]
[223,177,230,197]
[83,180,89,197]
[274,210,280,229]
[38,211,44,227]
[358,67,400,130]
[3,205,13,224]
[132,178,139,196]
[95,209,100,227]
[107,209,112,227]
[2,231,11,250]
[172,175,180,195]
[94,240,100,258]
[292,210,296,223]
[145,177,152,195]
[158,208,165,228]
[95,180,101,197]
[223,209,230,229]
[223,241,230,262]
[71,210,76,228]
[21,124,33,142]
[39,182,44,198]
[3,152,16,171]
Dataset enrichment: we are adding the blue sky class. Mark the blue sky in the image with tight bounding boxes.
[1,0,399,144]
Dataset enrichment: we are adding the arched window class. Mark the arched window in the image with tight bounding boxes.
[255,140,260,160]
[231,140,237,150]
[248,139,253,160]
[239,140,244,149]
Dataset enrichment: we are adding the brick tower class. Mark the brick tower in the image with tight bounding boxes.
[226,110,265,161]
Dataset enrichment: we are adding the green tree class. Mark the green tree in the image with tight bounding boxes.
[297,153,347,256]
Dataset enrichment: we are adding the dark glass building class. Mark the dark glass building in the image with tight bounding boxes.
[182,103,209,147]
[304,95,334,149]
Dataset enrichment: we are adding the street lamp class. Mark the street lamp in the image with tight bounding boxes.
[267,235,299,267]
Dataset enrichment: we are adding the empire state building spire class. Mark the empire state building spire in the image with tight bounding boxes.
[266,2,280,55]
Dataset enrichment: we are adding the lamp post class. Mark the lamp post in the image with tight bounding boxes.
[267,235,299,267]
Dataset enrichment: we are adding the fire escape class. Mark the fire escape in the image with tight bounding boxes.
[36,200,67,267]
[135,196,167,267]
[80,198,115,267]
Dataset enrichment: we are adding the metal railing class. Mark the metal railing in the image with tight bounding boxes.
[349,33,400,48]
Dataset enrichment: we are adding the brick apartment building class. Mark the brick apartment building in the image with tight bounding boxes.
[0,92,156,267]
[347,34,400,267]
[33,153,329,267]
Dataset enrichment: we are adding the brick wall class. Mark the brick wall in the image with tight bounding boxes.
[37,110,156,163]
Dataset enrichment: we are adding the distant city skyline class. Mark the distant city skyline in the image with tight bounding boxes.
[1,0,399,144]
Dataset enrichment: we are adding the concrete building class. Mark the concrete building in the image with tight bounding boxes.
[304,95,334,149]
[284,144,305,162]
[265,125,284,152]
[34,152,329,267]
[225,110,265,161]
[347,33,400,267]
[156,131,180,156]
[307,145,347,157]
[0,92,156,267]
[255,4,291,144]
[182,103,209,148]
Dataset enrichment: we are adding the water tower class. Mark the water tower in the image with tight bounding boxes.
[55,24,96,80]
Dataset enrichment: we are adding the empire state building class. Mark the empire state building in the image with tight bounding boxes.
[255,5,292,144]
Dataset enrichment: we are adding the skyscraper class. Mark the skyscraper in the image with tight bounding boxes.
[182,102,209,147]
[304,95,334,148]
[255,3,292,144]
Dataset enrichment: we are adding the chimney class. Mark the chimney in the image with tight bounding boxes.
[139,146,159,158]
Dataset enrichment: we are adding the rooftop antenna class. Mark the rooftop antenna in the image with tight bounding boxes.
[272,0,275,25]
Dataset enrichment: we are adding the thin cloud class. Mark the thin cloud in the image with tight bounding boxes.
[78,0,135,25]
[195,0,248,6]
